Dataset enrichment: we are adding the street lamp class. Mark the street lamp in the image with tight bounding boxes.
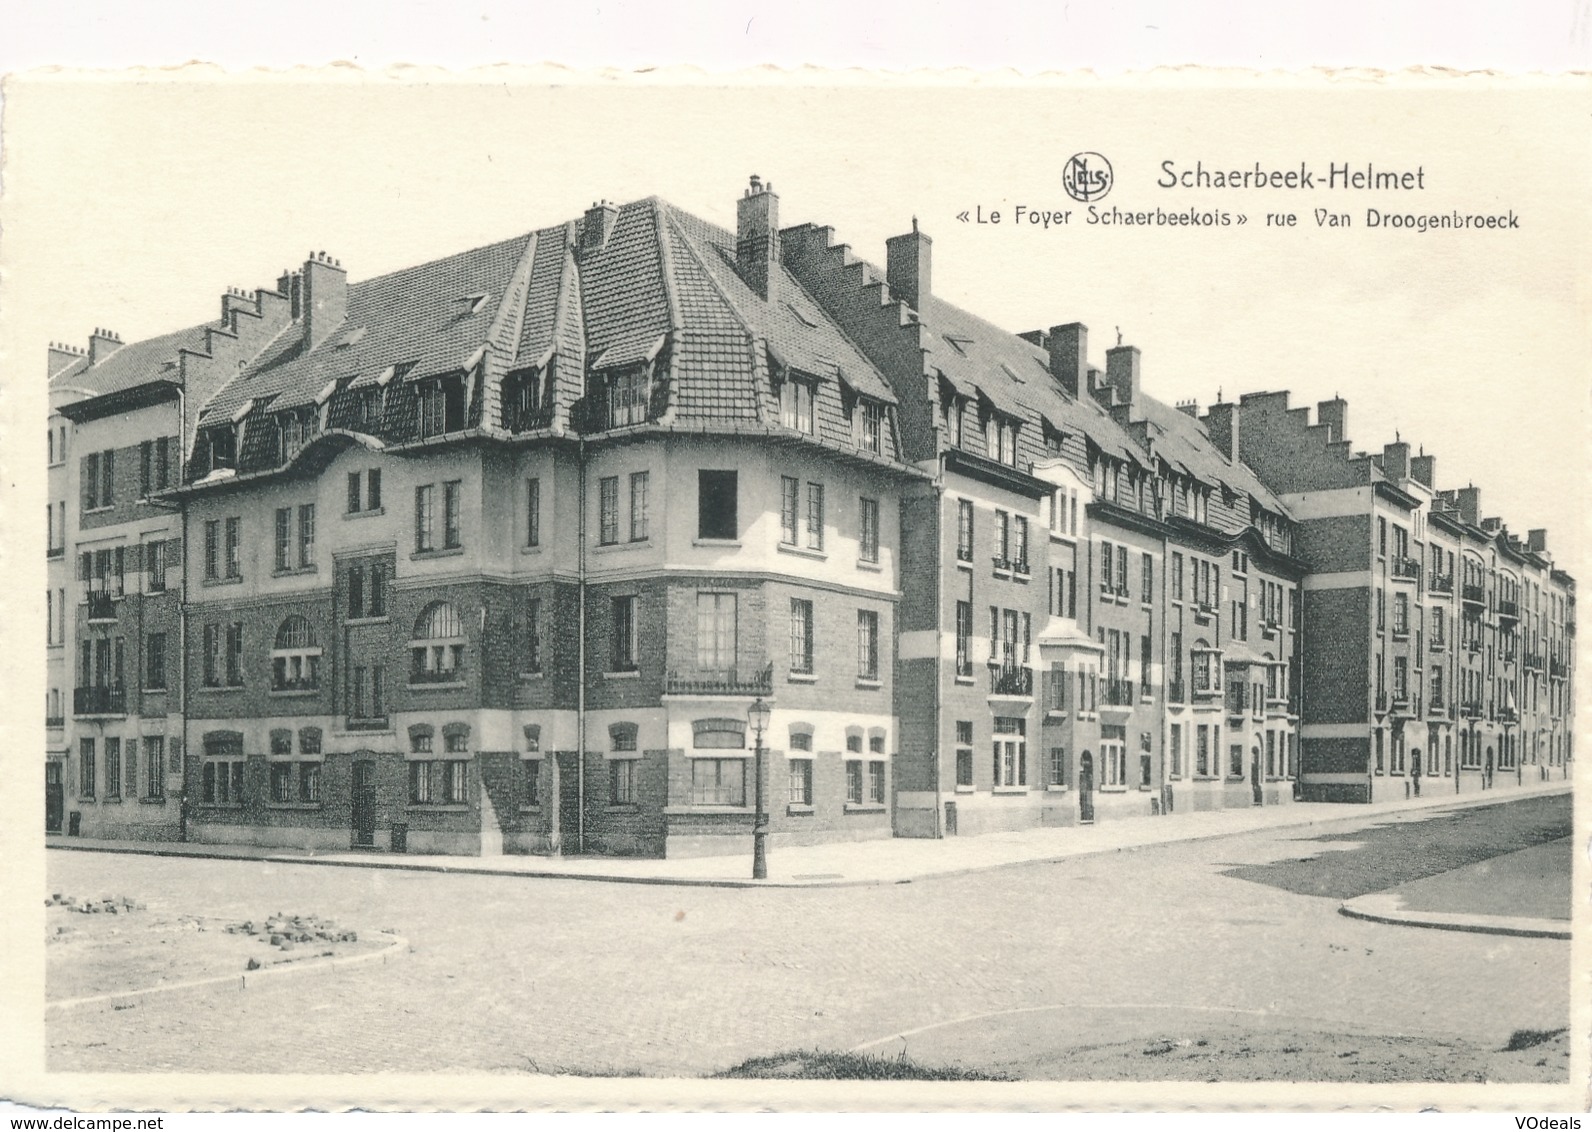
[747,695,771,880]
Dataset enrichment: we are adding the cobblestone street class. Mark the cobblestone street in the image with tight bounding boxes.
[46,798,1570,1078]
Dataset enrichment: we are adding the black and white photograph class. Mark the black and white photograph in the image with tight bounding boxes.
[3,68,1586,1113]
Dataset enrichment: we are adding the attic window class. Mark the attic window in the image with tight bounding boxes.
[943,334,974,355]
[1000,361,1024,384]
[786,302,819,329]
[456,293,490,316]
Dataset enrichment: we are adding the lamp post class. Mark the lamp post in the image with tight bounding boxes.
[747,695,771,880]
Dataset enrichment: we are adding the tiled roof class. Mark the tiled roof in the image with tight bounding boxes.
[915,293,1141,465]
[50,324,211,401]
[1137,395,1287,515]
[663,204,896,404]
[191,195,898,439]
[202,233,533,421]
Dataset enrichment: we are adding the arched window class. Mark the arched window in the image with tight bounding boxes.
[411,601,466,682]
[271,615,322,691]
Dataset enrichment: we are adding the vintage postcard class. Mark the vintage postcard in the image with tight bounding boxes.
[1,69,1586,1113]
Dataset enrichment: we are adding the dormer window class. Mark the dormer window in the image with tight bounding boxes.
[418,377,465,438]
[859,399,883,453]
[352,386,383,432]
[985,413,1018,467]
[277,407,318,462]
[607,365,651,429]
[504,367,545,432]
[779,375,815,434]
[206,426,237,473]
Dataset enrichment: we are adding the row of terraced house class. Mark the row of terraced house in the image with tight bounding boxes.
[44,177,1575,859]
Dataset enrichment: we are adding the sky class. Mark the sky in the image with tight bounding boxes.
[4,74,1587,578]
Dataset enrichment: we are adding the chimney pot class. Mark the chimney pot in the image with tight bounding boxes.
[1203,400,1242,464]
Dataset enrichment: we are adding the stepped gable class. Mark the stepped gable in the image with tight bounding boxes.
[201,233,533,424]
[1136,393,1287,516]
[917,293,1141,469]
[50,324,211,400]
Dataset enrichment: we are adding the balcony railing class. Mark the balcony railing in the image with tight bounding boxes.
[1391,556,1422,583]
[1427,695,1446,715]
[990,664,1034,697]
[74,685,126,716]
[1465,638,1483,655]
[1429,572,1454,595]
[409,666,466,685]
[1566,618,1576,635]
[1194,601,1217,621]
[1523,651,1545,671]
[46,714,64,729]
[1101,677,1136,707]
[1496,705,1518,724]
[665,663,774,697]
[1460,699,1485,719]
[1550,657,1568,678]
[271,676,321,693]
[1462,583,1486,606]
[1497,598,1520,621]
[85,591,117,622]
[1391,693,1412,715]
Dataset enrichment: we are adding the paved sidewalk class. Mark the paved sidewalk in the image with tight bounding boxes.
[48,780,1570,888]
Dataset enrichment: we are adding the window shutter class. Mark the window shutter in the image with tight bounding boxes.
[79,552,91,581]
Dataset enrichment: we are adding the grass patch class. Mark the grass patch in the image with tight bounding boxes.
[1502,1028,1566,1052]
[715,1049,1008,1081]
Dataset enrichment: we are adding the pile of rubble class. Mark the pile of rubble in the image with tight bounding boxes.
[226,912,358,951]
[46,893,146,914]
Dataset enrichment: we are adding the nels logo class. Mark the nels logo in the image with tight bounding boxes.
[1063,152,1113,203]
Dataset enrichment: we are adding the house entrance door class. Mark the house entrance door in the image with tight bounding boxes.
[46,761,63,833]
[351,759,377,847]
[1078,752,1095,823]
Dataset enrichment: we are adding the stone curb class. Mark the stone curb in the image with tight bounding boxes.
[47,929,409,1011]
[1338,893,1570,940]
[47,783,1570,890]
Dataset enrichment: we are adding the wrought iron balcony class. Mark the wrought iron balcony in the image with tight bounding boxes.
[1460,699,1485,719]
[1428,572,1454,595]
[409,666,466,685]
[74,685,126,716]
[46,714,64,729]
[1461,583,1486,606]
[665,663,774,697]
[1523,651,1545,672]
[990,664,1034,697]
[1550,657,1568,678]
[1427,695,1446,715]
[1496,705,1518,724]
[1497,598,1520,622]
[1101,677,1136,707]
[85,591,117,623]
[1391,556,1422,583]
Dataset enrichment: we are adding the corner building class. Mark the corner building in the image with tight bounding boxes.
[172,186,910,858]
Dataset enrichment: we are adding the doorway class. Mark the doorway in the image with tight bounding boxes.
[1251,747,1263,806]
[46,761,63,833]
[351,759,377,848]
[1078,751,1095,823]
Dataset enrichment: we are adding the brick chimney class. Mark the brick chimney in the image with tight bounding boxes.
[1454,486,1481,526]
[48,341,85,379]
[1044,323,1087,399]
[1381,440,1410,483]
[301,251,347,352]
[1528,528,1548,553]
[1174,399,1200,418]
[1204,400,1240,463]
[1317,397,1348,444]
[886,219,932,311]
[87,327,123,366]
[736,175,780,302]
[582,200,619,251]
[1410,453,1435,488]
[1105,344,1140,408]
